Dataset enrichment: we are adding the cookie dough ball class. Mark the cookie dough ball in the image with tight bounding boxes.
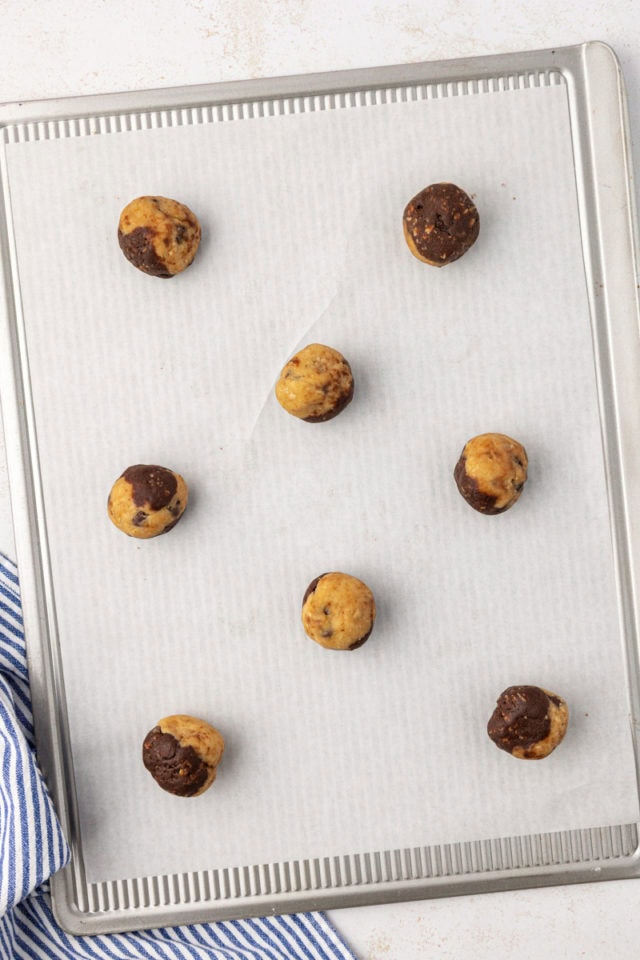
[275,343,354,422]
[403,182,479,266]
[118,196,201,277]
[454,433,528,514]
[142,714,225,796]
[487,685,569,759]
[302,572,376,650]
[108,464,188,538]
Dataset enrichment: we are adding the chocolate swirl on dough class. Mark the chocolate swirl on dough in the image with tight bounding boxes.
[122,465,178,510]
[487,686,561,755]
[142,726,209,797]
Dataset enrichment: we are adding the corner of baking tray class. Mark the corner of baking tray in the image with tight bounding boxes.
[580,40,625,77]
[49,868,95,937]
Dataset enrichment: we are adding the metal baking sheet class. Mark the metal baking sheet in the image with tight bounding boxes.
[1,42,640,935]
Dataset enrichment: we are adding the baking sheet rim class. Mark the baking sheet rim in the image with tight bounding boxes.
[1,41,640,933]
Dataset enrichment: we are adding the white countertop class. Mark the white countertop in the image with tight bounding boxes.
[1,2,639,956]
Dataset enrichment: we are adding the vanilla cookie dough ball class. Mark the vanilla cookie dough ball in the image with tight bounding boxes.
[275,343,354,422]
[302,572,376,650]
[403,182,479,266]
[107,464,188,538]
[118,196,201,277]
[142,714,225,796]
[487,685,569,759]
[453,433,528,514]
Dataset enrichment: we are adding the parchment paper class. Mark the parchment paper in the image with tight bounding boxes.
[5,79,639,883]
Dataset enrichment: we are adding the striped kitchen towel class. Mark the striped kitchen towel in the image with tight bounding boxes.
[0,553,357,959]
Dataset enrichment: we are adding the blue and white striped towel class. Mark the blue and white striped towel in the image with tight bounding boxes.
[0,553,357,959]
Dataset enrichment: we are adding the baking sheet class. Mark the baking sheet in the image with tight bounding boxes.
[3,73,638,888]
[0,44,640,933]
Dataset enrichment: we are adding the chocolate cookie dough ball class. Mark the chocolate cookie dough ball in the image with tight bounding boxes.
[275,343,354,422]
[118,196,201,277]
[454,433,528,515]
[487,685,569,759]
[108,464,188,538]
[142,714,225,796]
[302,572,376,650]
[403,182,479,266]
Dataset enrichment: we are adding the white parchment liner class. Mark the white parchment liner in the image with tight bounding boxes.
[5,81,638,882]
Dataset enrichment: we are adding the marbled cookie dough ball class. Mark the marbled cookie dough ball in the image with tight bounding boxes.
[118,196,201,277]
[403,182,479,266]
[302,572,376,650]
[108,464,188,538]
[487,685,569,759]
[453,433,528,514]
[142,714,225,796]
[275,343,354,422]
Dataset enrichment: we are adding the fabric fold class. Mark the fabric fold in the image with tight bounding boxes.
[0,554,71,917]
